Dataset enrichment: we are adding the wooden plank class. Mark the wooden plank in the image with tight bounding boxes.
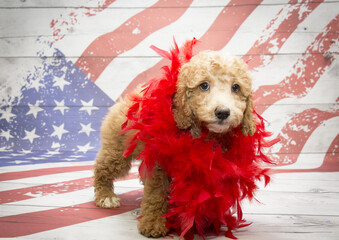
[2,32,337,58]
[269,152,338,171]
[0,0,288,8]
[0,2,339,55]
[0,170,92,191]
[241,191,339,216]
[0,0,158,8]
[233,214,339,240]
[264,173,339,193]
[0,160,93,174]
[0,7,147,38]
[271,172,339,181]
[1,188,339,233]
[1,2,338,57]
[1,197,338,239]
[0,189,144,238]
[1,0,338,8]
[2,168,338,202]
[0,181,141,217]
[7,210,337,240]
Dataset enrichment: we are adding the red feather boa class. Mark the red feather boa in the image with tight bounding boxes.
[121,39,279,239]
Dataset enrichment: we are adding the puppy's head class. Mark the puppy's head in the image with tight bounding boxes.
[172,50,255,136]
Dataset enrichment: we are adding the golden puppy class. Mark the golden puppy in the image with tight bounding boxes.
[93,50,255,237]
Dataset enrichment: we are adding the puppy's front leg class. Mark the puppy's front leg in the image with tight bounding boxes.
[138,165,170,238]
[93,103,134,208]
[93,149,131,208]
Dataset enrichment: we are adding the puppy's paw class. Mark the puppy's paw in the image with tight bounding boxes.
[101,196,120,208]
[95,193,120,208]
[138,217,168,238]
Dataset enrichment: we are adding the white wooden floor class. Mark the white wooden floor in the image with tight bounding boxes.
[0,0,338,239]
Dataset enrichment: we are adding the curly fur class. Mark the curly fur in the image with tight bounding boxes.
[93,50,256,237]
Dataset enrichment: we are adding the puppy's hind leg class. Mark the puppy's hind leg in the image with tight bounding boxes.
[138,166,170,237]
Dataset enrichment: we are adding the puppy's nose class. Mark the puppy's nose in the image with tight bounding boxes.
[215,108,230,120]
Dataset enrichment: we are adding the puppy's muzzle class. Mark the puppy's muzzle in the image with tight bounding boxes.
[215,108,230,121]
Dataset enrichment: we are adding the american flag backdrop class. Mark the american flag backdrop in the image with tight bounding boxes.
[0,0,338,239]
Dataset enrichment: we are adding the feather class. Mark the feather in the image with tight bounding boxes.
[122,38,278,239]
[150,45,171,60]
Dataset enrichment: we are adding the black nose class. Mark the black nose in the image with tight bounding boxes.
[215,108,230,120]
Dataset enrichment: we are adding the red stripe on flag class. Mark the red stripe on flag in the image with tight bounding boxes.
[0,177,92,204]
[99,0,116,8]
[197,0,264,51]
[0,172,139,204]
[120,0,263,99]
[0,165,92,181]
[272,134,338,174]
[272,150,339,174]
[320,135,339,171]
[0,189,143,238]
[255,15,339,112]
[274,108,339,166]
[243,0,323,69]
[75,0,194,82]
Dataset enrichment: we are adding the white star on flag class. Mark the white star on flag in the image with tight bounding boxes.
[53,75,70,91]
[77,142,94,153]
[51,123,69,140]
[79,99,99,115]
[23,128,40,143]
[79,123,95,136]
[0,129,14,141]
[53,99,70,115]
[29,78,44,92]
[26,102,44,118]
[0,107,15,122]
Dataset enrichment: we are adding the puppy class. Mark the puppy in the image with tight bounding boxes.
[93,50,255,237]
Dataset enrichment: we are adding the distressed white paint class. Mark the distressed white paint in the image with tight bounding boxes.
[96,0,228,100]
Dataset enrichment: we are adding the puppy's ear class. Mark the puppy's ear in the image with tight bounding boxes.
[172,84,193,130]
[241,94,256,136]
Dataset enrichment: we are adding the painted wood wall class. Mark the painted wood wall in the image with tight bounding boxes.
[0,0,338,239]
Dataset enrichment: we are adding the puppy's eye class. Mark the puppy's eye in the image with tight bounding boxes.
[199,82,210,91]
[232,83,240,93]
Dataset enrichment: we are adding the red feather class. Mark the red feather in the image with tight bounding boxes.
[122,38,279,239]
